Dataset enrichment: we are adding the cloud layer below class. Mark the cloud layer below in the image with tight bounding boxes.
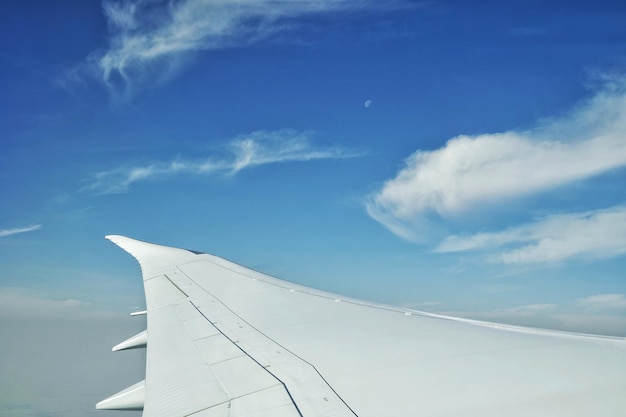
[438,302,626,337]
[0,287,117,320]
[431,293,626,337]
[85,129,359,194]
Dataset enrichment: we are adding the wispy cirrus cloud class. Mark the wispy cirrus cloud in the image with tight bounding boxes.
[366,76,626,242]
[85,129,360,194]
[578,294,626,310]
[436,206,626,264]
[0,224,42,238]
[89,0,401,98]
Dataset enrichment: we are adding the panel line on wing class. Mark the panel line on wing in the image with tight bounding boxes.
[190,300,305,417]
[164,274,189,297]
[201,301,360,417]
[144,275,188,310]
[173,261,359,417]
[179,258,428,321]
[187,385,297,417]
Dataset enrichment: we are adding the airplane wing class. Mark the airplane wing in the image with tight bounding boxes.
[97,235,626,417]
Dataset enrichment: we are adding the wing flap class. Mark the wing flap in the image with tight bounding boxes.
[96,380,145,411]
[112,330,147,351]
[190,386,297,417]
[142,298,301,417]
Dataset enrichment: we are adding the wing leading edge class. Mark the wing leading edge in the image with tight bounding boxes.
[98,235,626,417]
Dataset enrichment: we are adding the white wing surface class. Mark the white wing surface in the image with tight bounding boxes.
[98,235,626,417]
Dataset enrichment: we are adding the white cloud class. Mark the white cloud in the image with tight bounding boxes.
[85,129,360,193]
[402,300,441,310]
[452,303,557,319]
[0,287,119,321]
[578,294,626,310]
[91,0,397,98]
[437,304,560,333]
[439,305,625,337]
[366,79,626,241]
[436,206,626,264]
[551,314,626,337]
[228,129,355,173]
[430,297,626,337]
[0,224,41,238]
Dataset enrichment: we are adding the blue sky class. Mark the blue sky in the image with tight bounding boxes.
[1,0,626,415]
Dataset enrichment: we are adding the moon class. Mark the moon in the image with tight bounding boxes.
[364,99,373,108]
